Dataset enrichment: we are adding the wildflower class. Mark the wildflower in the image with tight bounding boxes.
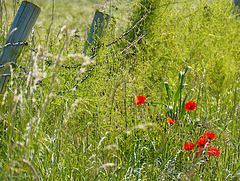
[197,137,209,148]
[195,149,203,157]
[204,131,216,140]
[184,143,195,151]
[208,147,220,157]
[135,96,146,105]
[167,118,175,125]
[185,101,197,111]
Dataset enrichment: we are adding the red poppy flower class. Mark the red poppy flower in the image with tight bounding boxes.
[135,96,146,105]
[184,143,195,151]
[167,118,175,125]
[197,137,209,148]
[203,131,216,140]
[195,149,203,157]
[207,147,220,157]
[185,101,197,111]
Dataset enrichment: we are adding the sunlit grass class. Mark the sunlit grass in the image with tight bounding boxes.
[0,0,240,180]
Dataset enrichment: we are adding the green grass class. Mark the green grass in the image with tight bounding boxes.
[0,0,240,180]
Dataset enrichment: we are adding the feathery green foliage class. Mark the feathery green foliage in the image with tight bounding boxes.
[0,0,240,180]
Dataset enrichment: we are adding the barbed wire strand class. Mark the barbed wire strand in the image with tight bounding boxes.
[38,11,151,69]
[0,11,150,93]
[0,42,28,77]
[0,41,28,49]
[61,31,147,94]
[92,10,151,52]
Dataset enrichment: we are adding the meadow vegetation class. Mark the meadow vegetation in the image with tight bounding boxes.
[0,0,240,180]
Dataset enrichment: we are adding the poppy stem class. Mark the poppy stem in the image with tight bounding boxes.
[124,81,127,130]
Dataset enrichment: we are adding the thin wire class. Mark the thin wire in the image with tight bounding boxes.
[61,31,147,94]
[91,10,151,52]
[44,11,151,69]
[0,41,28,49]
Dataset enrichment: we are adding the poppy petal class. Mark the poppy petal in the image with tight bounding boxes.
[184,143,195,151]
[197,137,209,148]
[205,131,216,140]
[135,96,146,105]
[207,147,220,157]
[167,118,175,125]
[185,101,197,111]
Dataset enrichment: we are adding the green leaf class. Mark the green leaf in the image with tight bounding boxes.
[180,93,188,119]
[164,82,170,102]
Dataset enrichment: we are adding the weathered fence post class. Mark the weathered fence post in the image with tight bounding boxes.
[84,10,110,55]
[0,1,41,94]
[234,0,240,8]
[234,0,240,15]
